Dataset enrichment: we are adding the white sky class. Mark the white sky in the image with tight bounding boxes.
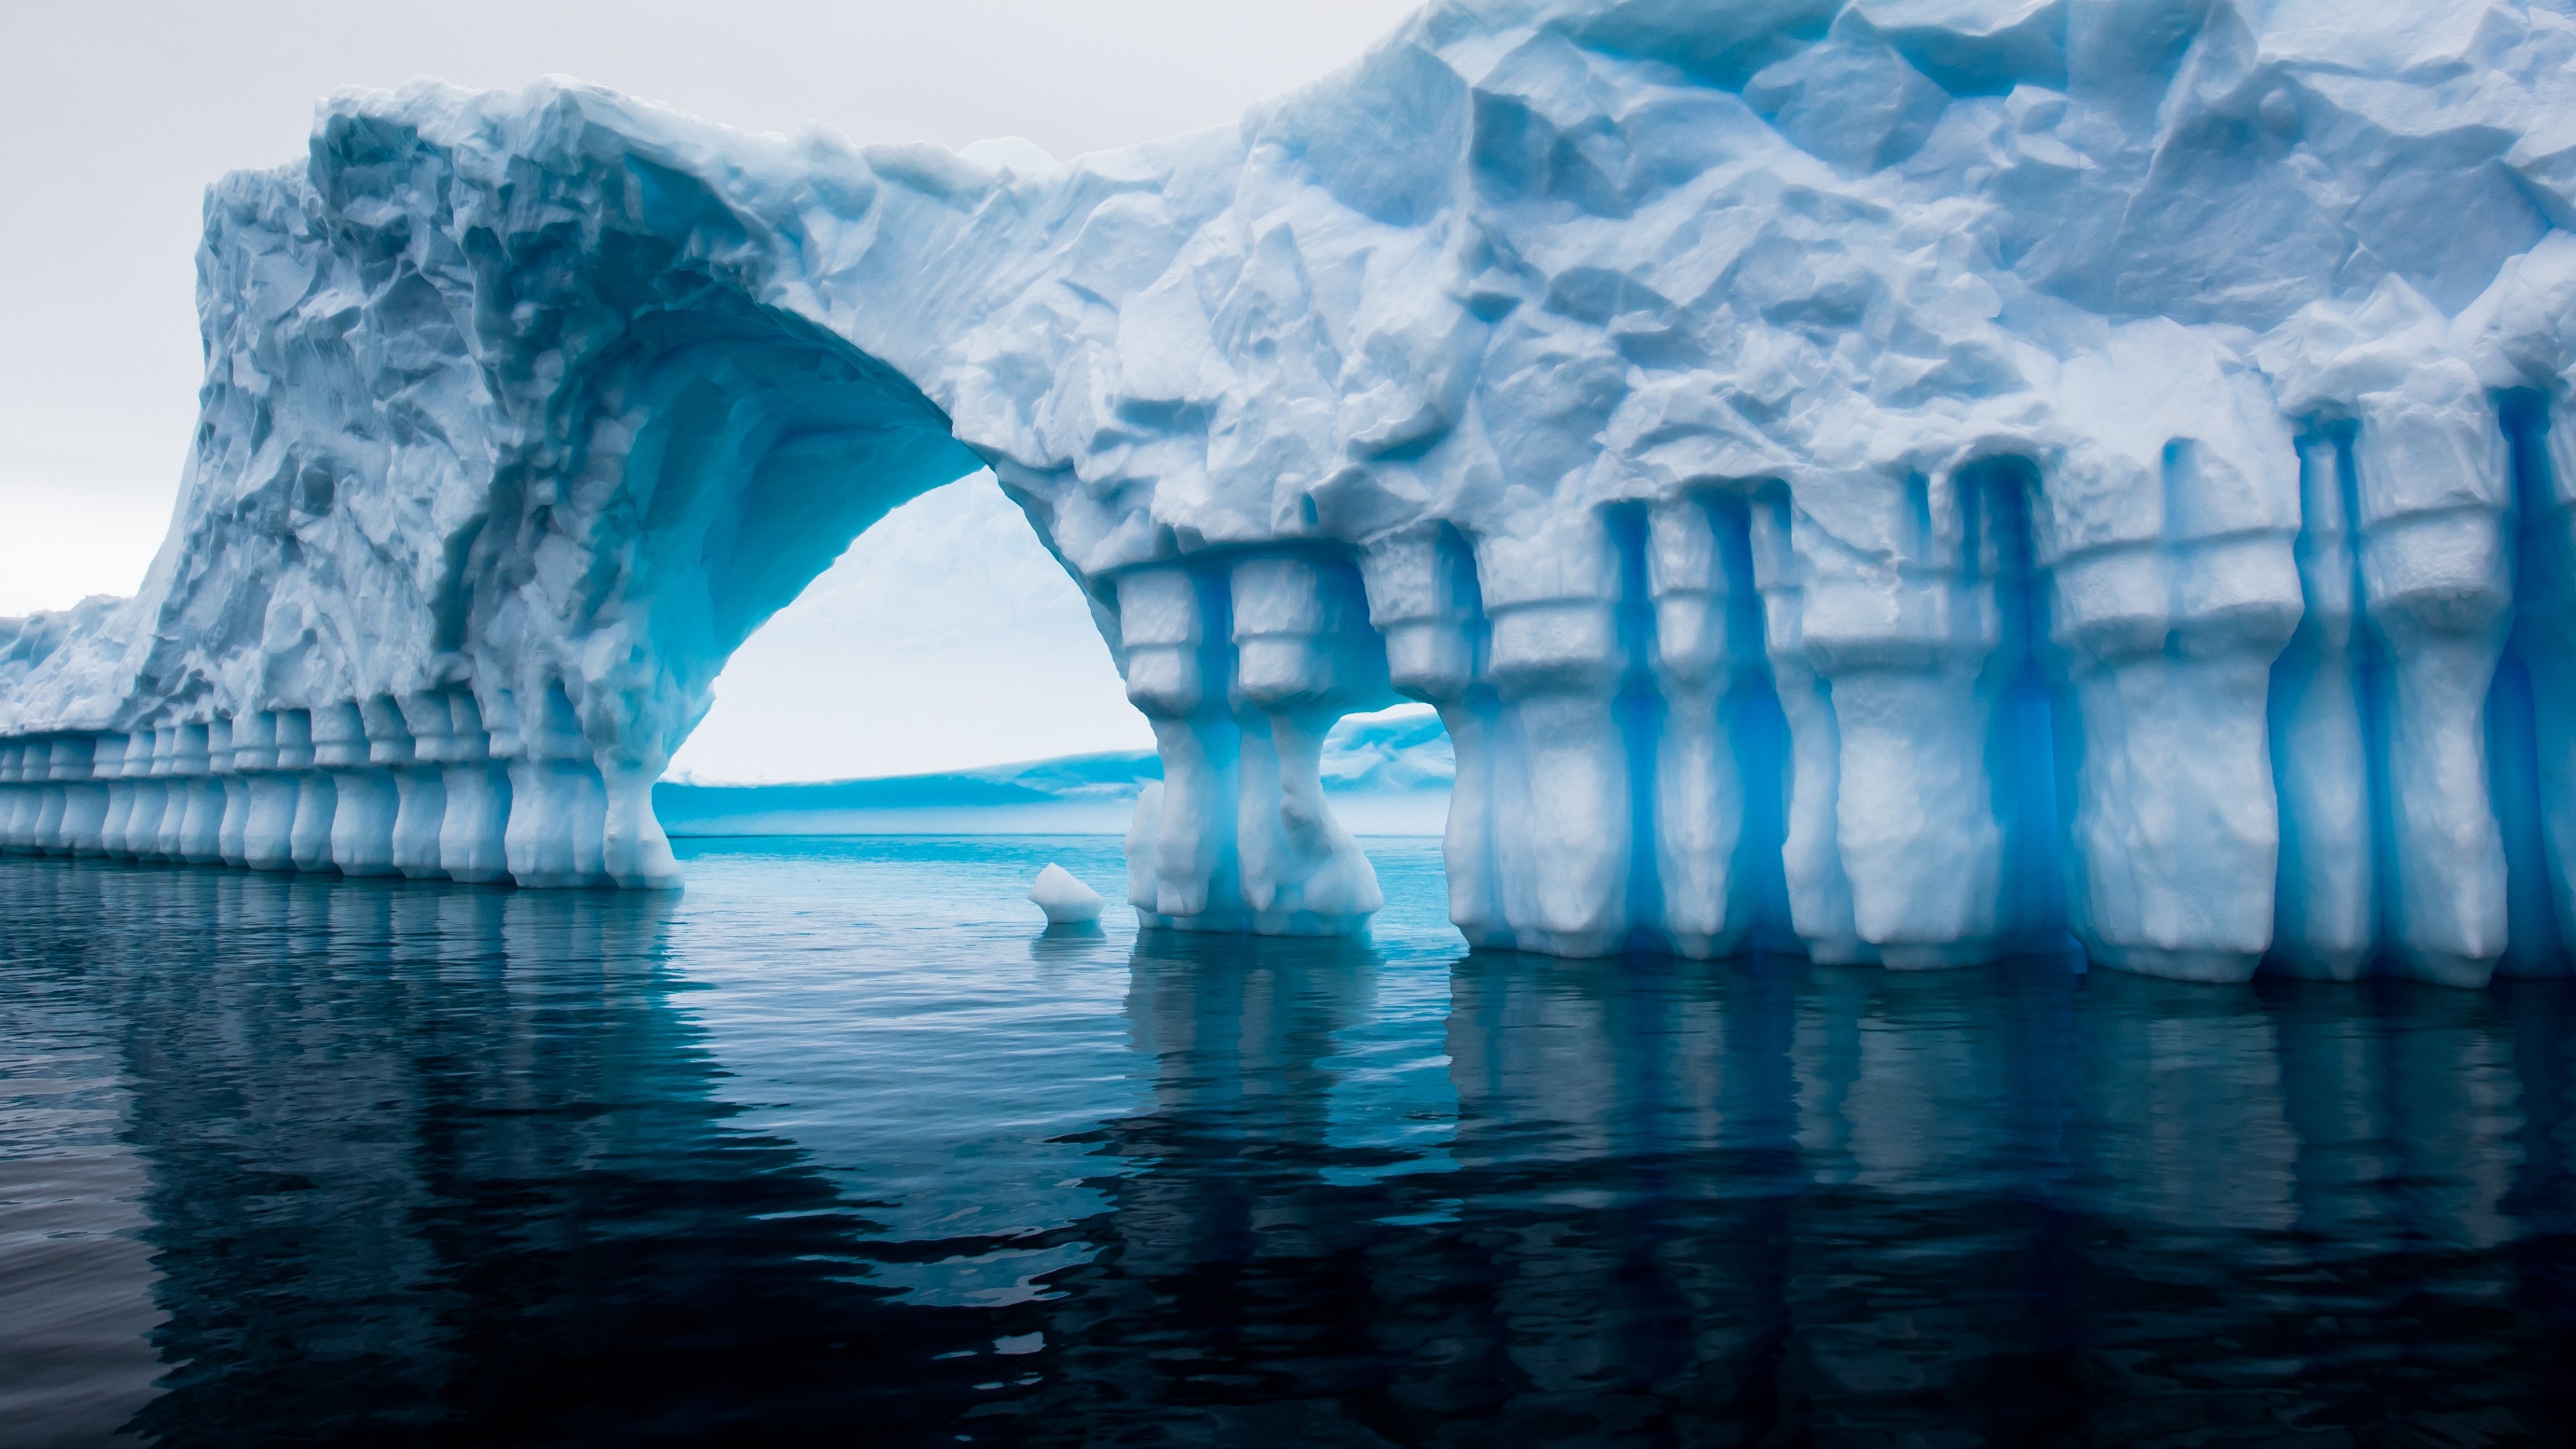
[0,0,1421,780]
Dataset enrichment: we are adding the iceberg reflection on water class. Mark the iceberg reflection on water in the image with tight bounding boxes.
[0,839,2571,1446]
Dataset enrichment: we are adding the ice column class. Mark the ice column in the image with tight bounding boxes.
[1750,490,1876,964]
[12,741,49,851]
[26,742,57,852]
[597,692,680,890]
[137,729,174,857]
[1227,553,1388,934]
[12,743,38,852]
[173,723,220,863]
[109,730,146,859]
[601,751,680,889]
[385,694,449,880]
[0,745,18,849]
[17,742,44,851]
[1645,494,1789,959]
[0,744,22,851]
[97,735,138,857]
[23,739,62,853]
[237,711,295,871]
[1362,526,1503,945]
[436,692,511,884]
[9,743,38,852]
[109,729,144,859]
[1120,566,1244,929]
[152,727,191,859]
[214,716,254,868]
[282,708,338,873]
[19,743,42,852]
[29,741,68,853]
[1475,513,1635,957]
[136,733,173,857]
[2047,439,2305,983]
[1779,470,2027,967]
[2269,427,2379,978]
[59,737,107,855]
[323,700,397,876]
[2353,373,2514,987]
[503,683,608,889]
[2492,392,2576,976]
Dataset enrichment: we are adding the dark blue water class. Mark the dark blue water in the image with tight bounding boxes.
[3,839,2573,1447]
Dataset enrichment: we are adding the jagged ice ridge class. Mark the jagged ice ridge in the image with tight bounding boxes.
[7,0,2576,986]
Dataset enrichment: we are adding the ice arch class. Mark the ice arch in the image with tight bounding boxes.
[0,85,1405,925]
[504,299,990,884]
[10,0,2576,988]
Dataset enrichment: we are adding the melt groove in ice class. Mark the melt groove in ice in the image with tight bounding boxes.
[8,0,2576,987]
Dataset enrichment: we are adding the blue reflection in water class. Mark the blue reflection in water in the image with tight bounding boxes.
[1,839,2571,1447]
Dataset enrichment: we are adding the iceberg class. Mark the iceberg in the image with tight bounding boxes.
[652,705,1452,838]
[6,0,2576,985]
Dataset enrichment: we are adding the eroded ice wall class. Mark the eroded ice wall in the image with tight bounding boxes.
[8,0,2576,984]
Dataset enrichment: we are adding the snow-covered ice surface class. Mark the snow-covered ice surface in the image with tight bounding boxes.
[7,0,2576,984]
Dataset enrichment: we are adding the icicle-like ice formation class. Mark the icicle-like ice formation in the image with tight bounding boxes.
[8,0,2576,985]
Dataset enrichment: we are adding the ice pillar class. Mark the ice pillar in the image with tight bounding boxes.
[2050,443,2304,983]
[56,737,106,856]
[237,711,295,871]
[1780,469,2027,967]
[2270,429,2379,977]
[502,682,607,890]
[97,734,138,857]
[1644,494,1789,959]
[386,693,450,881]
[30,741,72,853]
[437,692,511,884]
[173,723,221,864]
[322,700,397,876]
[2491,392,2576,976]
[1228,553,1388,934]
[1361,526,1503,946]
[1120,565,1244,930]
[1750,490,1876,965]
[280,708,338,873]
[0,744,25,851]
[2355,375,2514,986]
[154,726,196,860]
[133,727,178,861]
[213,716,253,868]
[1474,514,1635,957]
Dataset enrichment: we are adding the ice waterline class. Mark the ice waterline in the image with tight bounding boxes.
[8,1,2576,987]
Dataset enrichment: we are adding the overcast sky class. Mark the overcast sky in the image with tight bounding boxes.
[1,0,1421,779]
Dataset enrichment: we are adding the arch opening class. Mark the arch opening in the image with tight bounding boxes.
[661,470,1152,793]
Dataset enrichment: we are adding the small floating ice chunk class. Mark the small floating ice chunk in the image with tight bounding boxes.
[1028,863,1104,924]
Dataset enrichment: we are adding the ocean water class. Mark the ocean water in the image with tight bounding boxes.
[1,837,2572,1448]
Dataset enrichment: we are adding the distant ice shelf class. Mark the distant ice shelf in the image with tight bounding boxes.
[655,708,1453,839]
[8,0,2576,985]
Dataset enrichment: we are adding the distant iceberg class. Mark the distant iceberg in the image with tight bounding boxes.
[656,707,1452,838]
